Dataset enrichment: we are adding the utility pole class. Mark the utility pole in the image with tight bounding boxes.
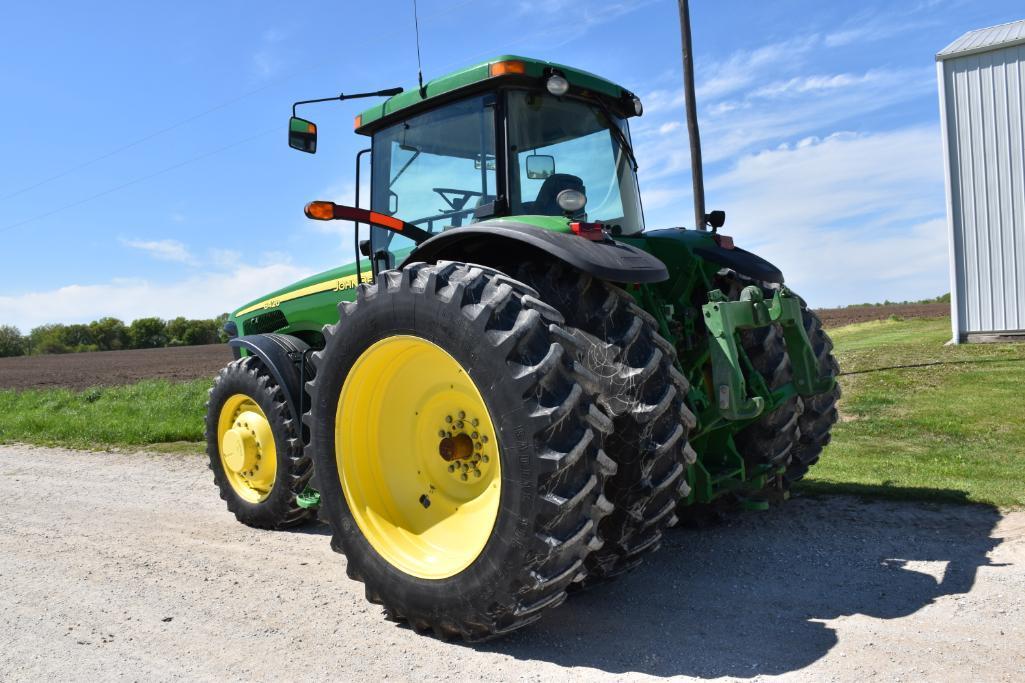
[678,0,706,231]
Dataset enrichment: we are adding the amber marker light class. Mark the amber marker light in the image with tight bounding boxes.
[353,114,362,129]
[304,201,336,220]
[489,60,526,77]
[369,212,404,231]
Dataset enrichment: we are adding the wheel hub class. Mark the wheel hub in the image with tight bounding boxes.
[216,396,277,503]
[222,427,257,474]
[436,412,492,482]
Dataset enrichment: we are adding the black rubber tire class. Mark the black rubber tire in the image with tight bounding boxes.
[304,262,616,641]
[205,356,314,529]
[715,272,839,487]
[787,301,841,484]
[515,262,696,582]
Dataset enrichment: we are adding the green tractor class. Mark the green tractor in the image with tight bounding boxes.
[205,47,839,640]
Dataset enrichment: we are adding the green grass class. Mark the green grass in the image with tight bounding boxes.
[798,317,1025,508]
[1,316,1023,507]
[0,379,209,449]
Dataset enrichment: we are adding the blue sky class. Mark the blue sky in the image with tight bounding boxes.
[1,0,1021,330]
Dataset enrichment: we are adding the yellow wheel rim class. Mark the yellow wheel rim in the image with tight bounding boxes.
[337,335,502,580]
[216,394,277,503]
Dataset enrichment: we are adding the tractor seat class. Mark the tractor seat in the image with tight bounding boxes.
[530,173,585,216]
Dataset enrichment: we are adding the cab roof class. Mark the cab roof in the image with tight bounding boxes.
[355,55,634,135]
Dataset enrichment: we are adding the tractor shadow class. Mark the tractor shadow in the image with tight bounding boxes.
[475,491,1003,678]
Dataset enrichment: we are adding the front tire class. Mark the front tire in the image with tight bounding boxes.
[305,262,615,640]
[205,356,314,529]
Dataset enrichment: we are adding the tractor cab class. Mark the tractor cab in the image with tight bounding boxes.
[291,57,646,274]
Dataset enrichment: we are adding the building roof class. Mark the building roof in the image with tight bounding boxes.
[937,18,1025,61]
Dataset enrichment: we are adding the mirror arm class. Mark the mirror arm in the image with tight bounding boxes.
[292,87,404,117]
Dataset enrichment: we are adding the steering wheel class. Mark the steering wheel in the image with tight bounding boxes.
[432,188,484,213]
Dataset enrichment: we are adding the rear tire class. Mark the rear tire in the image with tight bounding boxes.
[734,324,802,476]
[305,262,616,641]
[717,272,839,488]
[205,356,314,529]
[787,302,841,484]
[516,262,695,583]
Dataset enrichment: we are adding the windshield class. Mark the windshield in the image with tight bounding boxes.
[370,94,496,259]
[507,90,644,234]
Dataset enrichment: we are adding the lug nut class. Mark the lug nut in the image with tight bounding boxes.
[447,464,456,472]
[471,418,479,427]
[458,411,465,419]
[460,473,468,481]
[438,430,446,438]
[481,435,489,443]
[455,421,464,429]
[475,441,482,450]
[482,455,489,463]
[473,469,481,478]
[445,415,453,423]
[471,432,478,439]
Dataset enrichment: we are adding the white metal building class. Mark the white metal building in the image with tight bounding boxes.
[937,19,1025,343]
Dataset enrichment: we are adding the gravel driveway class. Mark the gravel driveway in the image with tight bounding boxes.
[1,445,1022,681]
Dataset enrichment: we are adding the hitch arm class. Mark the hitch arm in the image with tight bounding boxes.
[702,286,834,421]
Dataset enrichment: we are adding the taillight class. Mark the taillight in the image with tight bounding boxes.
[570,222,605,241]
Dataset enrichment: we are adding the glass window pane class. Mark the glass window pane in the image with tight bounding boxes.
[371,95,496,260]
[507,91,644,234]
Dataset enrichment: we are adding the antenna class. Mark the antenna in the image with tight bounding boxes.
[412,0,427,98]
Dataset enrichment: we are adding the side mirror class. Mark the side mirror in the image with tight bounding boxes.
[289,116,317,153]
[526,154,555,180]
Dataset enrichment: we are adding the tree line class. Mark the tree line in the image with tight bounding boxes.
[0,315,230,357]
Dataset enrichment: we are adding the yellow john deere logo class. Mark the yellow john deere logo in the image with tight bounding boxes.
[237,271,372,315]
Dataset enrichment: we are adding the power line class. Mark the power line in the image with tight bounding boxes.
[0,0,470,204]
[0,83,284,203]
[0,126,275,235]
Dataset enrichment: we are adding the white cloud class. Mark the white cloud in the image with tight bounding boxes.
[252,50,279,78]
[120,238,197,265]
[824,13,935,48]
[695,36,819,101]
[0,261,314,330]
[634,66,933,179]
[696,126,949,307]
[507,0,659,48]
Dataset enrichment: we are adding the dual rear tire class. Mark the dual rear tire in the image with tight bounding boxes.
[305,262,618,640]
